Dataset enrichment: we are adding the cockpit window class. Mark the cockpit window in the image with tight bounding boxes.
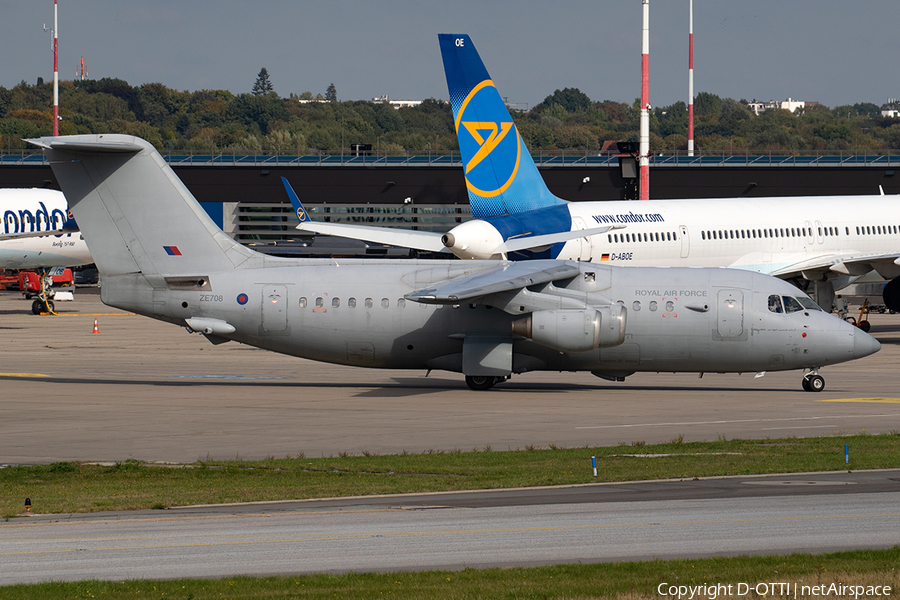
[767,295,783,313]
[796,297,823,311]
[782,296,805,313]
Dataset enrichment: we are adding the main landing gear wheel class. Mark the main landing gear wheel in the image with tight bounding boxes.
[802,374,825,393]
[31,299,54,315]
[465,375,497,391]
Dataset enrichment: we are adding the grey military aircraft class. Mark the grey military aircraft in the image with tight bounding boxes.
[29,134,880,391]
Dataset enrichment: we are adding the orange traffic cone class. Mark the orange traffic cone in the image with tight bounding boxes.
[92,318,99,334]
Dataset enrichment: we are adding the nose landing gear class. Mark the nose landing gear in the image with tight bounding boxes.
[802,370,825,392]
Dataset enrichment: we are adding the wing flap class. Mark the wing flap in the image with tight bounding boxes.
[406,260,581,303]
[770,251,900,278]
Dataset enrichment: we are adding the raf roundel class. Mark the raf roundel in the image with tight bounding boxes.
[456,80,521,198]
[236,293,249,305]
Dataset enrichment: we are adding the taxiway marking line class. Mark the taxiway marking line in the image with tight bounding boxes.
[818,398,900,404]
[0,373,49,378]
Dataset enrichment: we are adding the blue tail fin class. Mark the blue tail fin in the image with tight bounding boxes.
[439,34,565,219]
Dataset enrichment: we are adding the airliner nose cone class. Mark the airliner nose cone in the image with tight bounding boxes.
[852,329,881,359]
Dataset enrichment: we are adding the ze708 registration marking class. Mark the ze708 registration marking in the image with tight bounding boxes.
[199,294,224,302]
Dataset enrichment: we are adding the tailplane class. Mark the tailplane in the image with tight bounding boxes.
[28,135,261,282]
[439,34,565,219]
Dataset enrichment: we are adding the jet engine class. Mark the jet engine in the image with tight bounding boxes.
[441,220,505,260]
[511,305,626,353]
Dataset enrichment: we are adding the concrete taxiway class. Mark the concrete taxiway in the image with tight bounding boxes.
[2,470,899,584]
[1,289,899,464]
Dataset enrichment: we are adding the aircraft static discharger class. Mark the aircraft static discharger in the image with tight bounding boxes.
[30,135,880,391]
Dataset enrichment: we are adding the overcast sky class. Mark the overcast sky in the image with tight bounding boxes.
[2,1,896,110]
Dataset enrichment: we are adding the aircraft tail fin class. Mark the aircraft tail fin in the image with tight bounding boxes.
[28,135,261,282]
[439,34,565,219]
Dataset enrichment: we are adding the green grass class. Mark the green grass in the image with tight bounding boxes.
[1,547,898,599]
[2,433,898,517]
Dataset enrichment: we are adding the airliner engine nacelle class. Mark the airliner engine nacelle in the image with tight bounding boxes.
[441,220,505,260]
[511,305,626,353]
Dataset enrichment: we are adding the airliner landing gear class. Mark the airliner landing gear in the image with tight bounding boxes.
[465,375,508,391]
[884,278,900,313]
[31,298,55,315]
[30,268,57,315]
[802,370,825,393]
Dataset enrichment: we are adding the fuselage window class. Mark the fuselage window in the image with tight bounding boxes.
[332,297,340,308]
[782,296,804,313]
[398,298,406,308]
[767,295,783,313]
[665,301,675,312]
[299,297,307,308]
[649,300,658,311]
[856,226,860,235]
[381,298,390,309]
[315,297,324,308]
[752,230,757,238]
[667,232,672,241]
[608,234,612,243]
[847,227,851,235]
[701,231,706,240]
[633,301,641,311]
[348,297,357,308]
[644,233,648,242]
[365,297,373,308]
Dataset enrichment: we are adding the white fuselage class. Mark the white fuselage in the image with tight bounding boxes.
[550,195,900,282]
[0,188,92,269]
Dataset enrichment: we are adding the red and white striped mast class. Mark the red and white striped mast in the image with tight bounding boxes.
[639,0,650,200]
[687,0,695,156]
[52,0,59,136]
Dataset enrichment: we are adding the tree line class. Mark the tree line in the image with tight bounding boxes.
[1,74,899,155]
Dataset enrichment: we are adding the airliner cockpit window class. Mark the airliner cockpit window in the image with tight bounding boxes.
[782,296,805,313]
[796,297,823,311]
[767,295,783,313]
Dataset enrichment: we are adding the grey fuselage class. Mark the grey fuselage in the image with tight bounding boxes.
[101,259,870,378]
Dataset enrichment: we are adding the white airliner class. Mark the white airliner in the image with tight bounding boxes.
[287,34,900,313]
[1,188,93,312]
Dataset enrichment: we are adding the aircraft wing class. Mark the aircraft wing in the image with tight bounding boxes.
[297,221,449,253]
[406,260,581,303]
[281,176,448,253]
[501,225,621,253]
[769,251,900,278]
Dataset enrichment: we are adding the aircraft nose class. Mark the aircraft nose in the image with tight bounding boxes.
[852,328,881,359]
